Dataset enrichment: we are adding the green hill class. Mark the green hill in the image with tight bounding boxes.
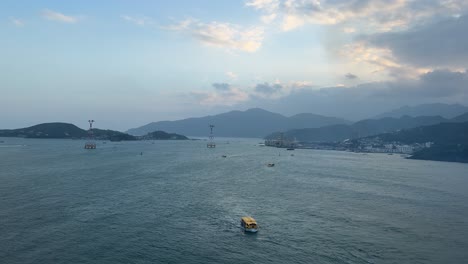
[0,122,137,140]
[0,123,190,142]
[0,123,87,138]
[140,131,188,140]
[376,122,468,144]
[370,121,468,163]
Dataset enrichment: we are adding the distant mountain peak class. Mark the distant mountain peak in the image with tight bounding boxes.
[374,103,468,119]
[126,108,350,137]
[245,107,267,112]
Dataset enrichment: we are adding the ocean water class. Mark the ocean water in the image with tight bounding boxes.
[1,137,468,264]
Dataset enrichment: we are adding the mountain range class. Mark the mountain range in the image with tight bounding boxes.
[266,113,468,142]
[127,103,468,138]
[126,108,351,137]
[373,103,468,119]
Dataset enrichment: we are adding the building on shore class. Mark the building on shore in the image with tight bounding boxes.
[265,133,296,148]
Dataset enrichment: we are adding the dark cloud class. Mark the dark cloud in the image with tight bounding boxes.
[255,82,282,94]
[417,69,467,97]
[240,69,468,120]
[366,15,468,68]
[345,73,358,79]
[212,83,231,91]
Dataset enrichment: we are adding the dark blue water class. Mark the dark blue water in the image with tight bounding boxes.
[1,138,468,263]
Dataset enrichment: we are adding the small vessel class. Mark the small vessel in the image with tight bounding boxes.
[222,155,227,158]
[84,142,96,149]
[286,148,295,150]
[267,163,275,167]
[258,143,265,147]
[241,216,258,233]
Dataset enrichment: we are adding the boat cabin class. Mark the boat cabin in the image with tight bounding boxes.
[241,216,258,232]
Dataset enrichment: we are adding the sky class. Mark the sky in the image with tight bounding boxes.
[1,0,468,130]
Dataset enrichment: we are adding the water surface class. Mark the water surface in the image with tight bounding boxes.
[1,138,467,263]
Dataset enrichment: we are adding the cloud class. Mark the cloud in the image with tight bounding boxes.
[246,0,280,11]
[9,17,24,27]
[190,82,250,106]
[254,82,283,94]
[340,41,430,80]
[195,69,466,120]
[343,27,356,33]
[42,9,79,23]
[365,15,468,68]
[226,71,238,80]
[415,69,468,97]
[121,15,153,26]
[345,73,358,80]
[212,83,231,91]
[247,0,468,32]
[166,19,264,52]
[261,13,277,24]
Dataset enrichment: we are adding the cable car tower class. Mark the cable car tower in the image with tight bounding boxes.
[207,124,216,148]
[84,120,97,149]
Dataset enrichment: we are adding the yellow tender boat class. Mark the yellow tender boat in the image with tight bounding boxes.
[241,216,258,233]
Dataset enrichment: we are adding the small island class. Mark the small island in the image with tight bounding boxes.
[139,131,188,140]
[0,122,189,141]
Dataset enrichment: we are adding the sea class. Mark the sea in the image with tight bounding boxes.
[1,137,468,264]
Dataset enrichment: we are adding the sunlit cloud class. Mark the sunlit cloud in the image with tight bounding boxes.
[42,9,79,23]
[341,41,431,80]
[246,0,280,11]
[166,19,264,52]
[247,0,468,33]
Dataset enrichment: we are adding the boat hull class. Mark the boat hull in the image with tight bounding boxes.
[243,227,258,233]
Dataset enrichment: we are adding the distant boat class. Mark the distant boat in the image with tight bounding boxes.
[258,143,265,147]
[222,155,227,158]
[241,216,258,233]
[287,148,295,151]
[267,163,275,167]
[84,142,96,149]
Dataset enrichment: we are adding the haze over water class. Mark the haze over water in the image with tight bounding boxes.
[1,138,467,263]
